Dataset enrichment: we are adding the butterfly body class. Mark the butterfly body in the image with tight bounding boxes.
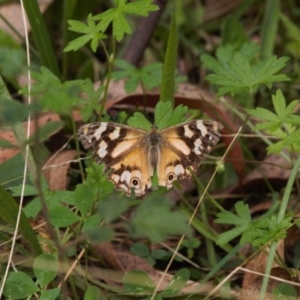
[78,120,222,196]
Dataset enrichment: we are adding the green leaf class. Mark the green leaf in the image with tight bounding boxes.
[93,0,159,41]
[83,225,115,243]
[33,254,58,288]
[128,190,192,242]
[127,112,152,130]
[97,195,130,223]
[248,107,278,122]
[74,184,94,216]
[0,185,42,255]
[84,286,101,300]
[26,67,86,115]
[48,205,80,227]
[272,90,286,117]
[154,101,172,129]
[123,270,155,293]
[39,288,61,300]
[85,163,114,197]
[130,242,150,257]
[10,184,38,197]
[64,14,107,52]
[205,50,290,95]
[3,271,39,299]
[272,283,297,299]
[154,101,188,129]
[112,60,162,93]
[79,80,104,122]
[161,268,190,297]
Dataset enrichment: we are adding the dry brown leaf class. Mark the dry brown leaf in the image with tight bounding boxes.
[217,153,292,198]
[203,0,244,22]
[239,267,300,300]
[242,240,285,288]
[91,242,231,297]
[0,113,62,164]
[43,150,77,190]
[0,0,52,42]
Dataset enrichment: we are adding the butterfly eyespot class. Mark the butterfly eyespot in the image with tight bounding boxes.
[167,172,176,182]
[131,178,140,187]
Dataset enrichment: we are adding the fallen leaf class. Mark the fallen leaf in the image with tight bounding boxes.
[242,240,285,288]
[43,150,77,190]
[0,113,62,164]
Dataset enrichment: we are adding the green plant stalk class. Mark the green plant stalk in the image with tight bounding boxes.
[261,0,280,58]
[159,10,178,104]
[62,0,78,80]
[258,154,300,300]
[200,200,218,269]
[98,39,116,120]
[23,0,60,77]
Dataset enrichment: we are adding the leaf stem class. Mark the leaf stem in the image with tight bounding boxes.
[261,0,280,58]
[258,154,300,299]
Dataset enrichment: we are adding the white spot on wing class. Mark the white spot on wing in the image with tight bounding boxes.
[183,125,194,138]
[175,164,185,175]
[194,138,202,155]
[111,174,120,184]
[120,170,131,185]
[98,141,108,158]
[109,127,121,140]
[94,124,107,139]
[196,121,208,136]
[119,184,129,193]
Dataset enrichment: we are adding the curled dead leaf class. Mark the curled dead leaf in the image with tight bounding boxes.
[43,149,77,190]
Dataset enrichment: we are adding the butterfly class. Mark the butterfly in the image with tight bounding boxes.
[78,120,222,196]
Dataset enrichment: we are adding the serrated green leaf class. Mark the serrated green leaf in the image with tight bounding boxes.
[46,190,75,207]
[286,100,298,115]
[48,205,80,227]
[3,271,39,299]
[154,101,172,129]
[94,0,158,41]
[205,47,290,95]
[282,129,300,146]
[235,201,251,221]
[127,112,152,130]
[247,107,278,121]
[65,14,107,52]
[217,225,248,245]
[272,90,286,117]
[10,184,37,196]
[33,254,58,288]
[74,184,94,216]
[64,35,92,52]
